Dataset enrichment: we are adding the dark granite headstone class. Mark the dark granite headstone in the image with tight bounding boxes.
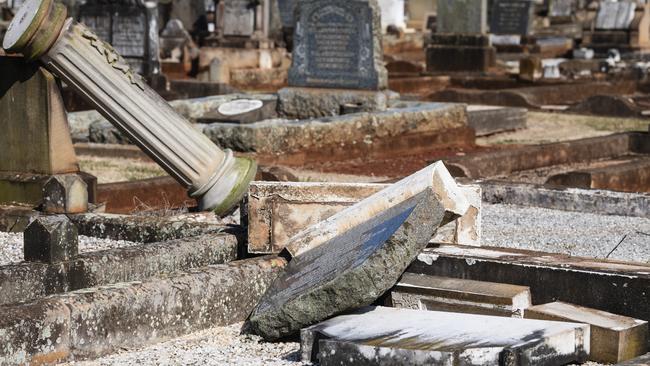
[288,0,387,90]
[490,0,534,35]
[78,0,159,76]
[246,188,446,340]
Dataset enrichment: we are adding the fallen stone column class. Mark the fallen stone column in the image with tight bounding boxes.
[2,0,256,215]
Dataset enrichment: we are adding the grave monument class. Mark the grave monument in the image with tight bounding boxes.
[2,0,257,216]
[279,0,391,118]
[426,0,496,72]
[583,0,650,54]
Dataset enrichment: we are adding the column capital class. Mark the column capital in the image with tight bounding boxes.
[2,0,67,60]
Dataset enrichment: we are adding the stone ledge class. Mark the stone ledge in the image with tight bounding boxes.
[0,256,287,365]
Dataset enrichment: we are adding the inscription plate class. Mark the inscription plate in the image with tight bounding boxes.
[288,0,384,90]
[489,0,534,35]
[247,189,446,340]
[437,0,487,34]
[222,0,255,36]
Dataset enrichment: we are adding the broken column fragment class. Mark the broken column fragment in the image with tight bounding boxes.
[2,0,256,215]
[300,306,590,366]
[245,162,469,340]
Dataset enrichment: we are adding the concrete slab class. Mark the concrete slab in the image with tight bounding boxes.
[300,306,590,365]
[546,158,650,193]
[466,105,528,136]
[525,302,648,363]
[409,245,650,322]
[246,180,481,254]
[389,273,531,317]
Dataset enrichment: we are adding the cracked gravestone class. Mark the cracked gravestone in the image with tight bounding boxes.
[245,162,469,340]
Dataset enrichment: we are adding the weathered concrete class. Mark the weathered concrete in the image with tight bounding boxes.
[619,352,650,365]
[301,306,590,365]
[409,245,650,322]
[444,133,636,178]
[546,158,650,193]
[202,102,468,156]
[246,181,481,254]
[0,257,286,364]
[0,172,52,207]
[24,215,78,264]
[389,273,531,317]
[277,87,393,119]
[69,213,230,243]
[466,105,527,136]
[479,180,650,218]
[0,233,238,306]
[525,302,648,363]
[0,205,40,233]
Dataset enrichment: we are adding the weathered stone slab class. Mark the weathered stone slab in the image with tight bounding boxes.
[42,174,88,214]
[409,245,650,322]
[550,0,575,18]
[203,102,468,155]
[437,0,487,34]
[301,306,590,365]
[276,87,393,119]
[246,163,469,340]
[0,257,285,364]
[490,0,534,35]
[222,0,256,36]
[24,215,79,264]
[197,99,277,124]
[0,233,238,306]
[620,352,650,365]
[467,105,527,136]
[0,56,78,175]
[288,0,387,90]
[546,158,650,193]
[246,181,481,254]
[596,1,636,30]
[525,302,648,363]
[390,273,531,317]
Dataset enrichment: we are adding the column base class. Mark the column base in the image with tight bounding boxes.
[196,157,257,216]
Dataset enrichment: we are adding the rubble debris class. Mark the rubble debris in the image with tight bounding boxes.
[246,163,468,340]
[23,215,78,264]
[525,301,648,363]
[300,306,590,365]
[389,273,532,317]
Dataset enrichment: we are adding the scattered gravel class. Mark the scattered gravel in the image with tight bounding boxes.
[0,233,138,266]
[482,203,650,263]
[60,323,309,366]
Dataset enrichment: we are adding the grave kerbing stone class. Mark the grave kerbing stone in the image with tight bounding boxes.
[246,189,445,340]
[287,0,388,90]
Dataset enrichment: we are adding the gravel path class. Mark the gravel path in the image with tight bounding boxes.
[0,232,138,266]
[482,203,650,263]
[60,323,309,366]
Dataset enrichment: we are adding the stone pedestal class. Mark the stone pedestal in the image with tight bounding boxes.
[426,34,496,73]
[3,0,256,215]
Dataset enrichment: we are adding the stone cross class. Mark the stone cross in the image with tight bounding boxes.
[287,0,387,90]
[3,0,257,215]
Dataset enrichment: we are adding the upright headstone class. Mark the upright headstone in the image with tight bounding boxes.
[437,0,487,34]
[78,0,160,76]
[288,0,387,90]
[596,1,636,30]
[378,0,406,31]
[490,0,534,35]
[549,0,575,18]
[277,0,297,28]
[222,0,256,36]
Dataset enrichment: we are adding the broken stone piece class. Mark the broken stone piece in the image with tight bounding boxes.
[283,162,470,257]
[246,188,444,340]
[24,215,79,263]
[301,306,590,365]
[525,301,648,363]
[389,273,531,317]
[42,175,88,214]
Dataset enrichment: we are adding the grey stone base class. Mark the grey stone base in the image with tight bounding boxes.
[276,87,397,119]
[0,256,286,365]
